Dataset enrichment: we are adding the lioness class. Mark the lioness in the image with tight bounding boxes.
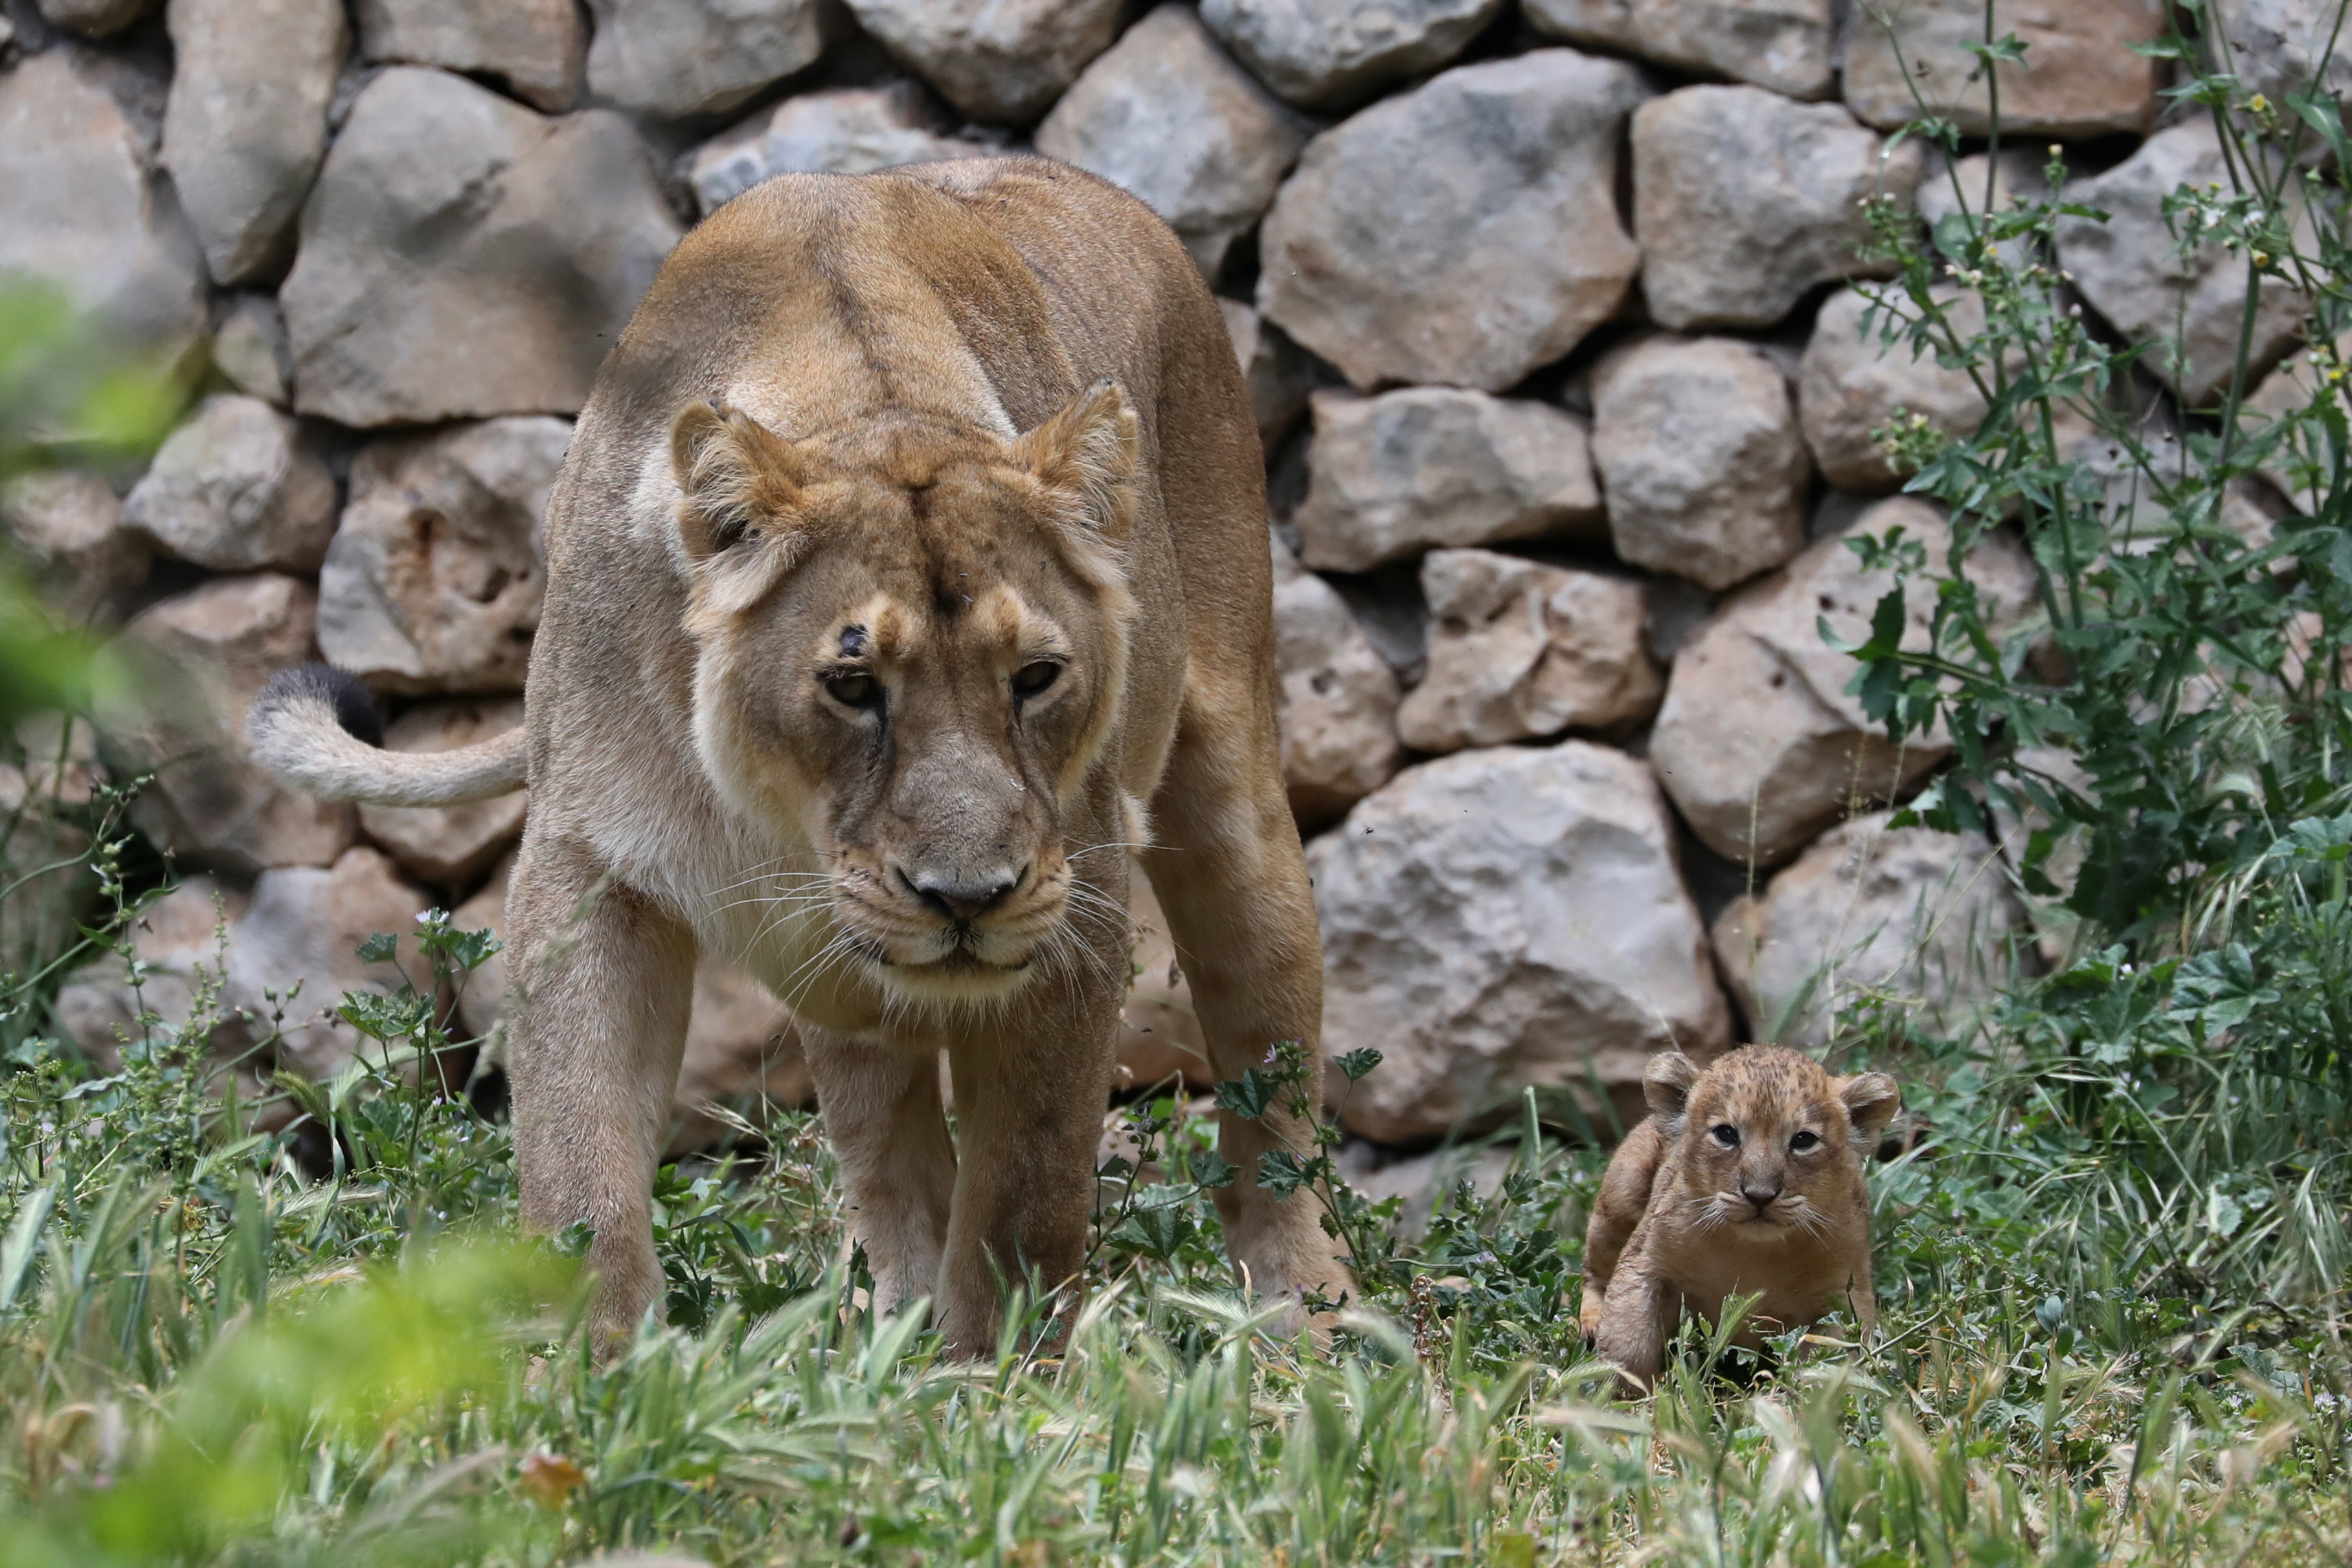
[251,159,1350,1350]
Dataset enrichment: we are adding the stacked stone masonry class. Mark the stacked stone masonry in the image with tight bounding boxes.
[0,0,2303,1152]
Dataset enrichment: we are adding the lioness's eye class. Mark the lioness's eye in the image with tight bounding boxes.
[824,673,879,709]
[1791,1130,1820,1152]
[1012,660,1062,697]
[1710,1123,1739,1148]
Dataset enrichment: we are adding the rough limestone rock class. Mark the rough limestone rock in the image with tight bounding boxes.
[1197,0,1502,110]
[1799,286,1991,493]
[1337,1143,1515,1240]
[281,68,681,428]
[99,575,356,871]
[161,0,345,286]
[1116,868,1212,1091]
[1219,299,1317,450]
[357,699,527,886]
[688,81,991,214]
[1397,550,1659,754]
[1633,85,1922,332]
[319,417,570,694]
[357,0,587,113]
[2219,0,2352,126]
[1592,336,1811,591]
[1917,151,2055,273]
[1258,50,1649,392]
[54,877,250,1072]
[35,0,152,39]
[2057,117,2310,405]
[1310,741,1732,1143]
[844,0,1125,124]
[1712,811,2025,1048]
[0,51,206,348]
[1846,0,2164,138]
[212,294,293,407]
[122,393,337,572]
[585,0,825,119]
[1036,5,1307,278]
[223,847,432,1081]
[1272,539,1402,825]
[1526,0,1835,102]
[1,469,149,623]
[1292,387,1603,572]
[1648,498,2040,868]
[2243,331,2352,512]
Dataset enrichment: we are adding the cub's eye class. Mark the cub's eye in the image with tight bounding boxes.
[1710,1123,1739,1148]
[824,672,879,709]
[1790,1130,1821,1152]
[1012,660,1063,697]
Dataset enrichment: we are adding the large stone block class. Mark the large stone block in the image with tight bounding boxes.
[1,469,149,623]
[318,416,570,693]
[54,876,251,1072]
[122,393,337,572]
[1633,85,1921,333]
[357,0,587,113]
[1310,740,1732,1144]
[1035,5,1307,278]
[1258,49,1649,392]
[1218,298,1317,451]
[2219,0,2352,131]
[357,698,527,886]
[1527,0,1835,101]
[686,81,992,214]
[1845,0,2164,138]
[1292,386,1603,572]
[212,294,293,407]
[280,68,681,427]
[161,0,345,285]
[223,846,433,1079]
[843,0,1125,124]
[1198,0,1502,110]
[585,0,825,119]
[1798,285,1991,493]
[1272,539,1401,825]
[1592,335,1811,591]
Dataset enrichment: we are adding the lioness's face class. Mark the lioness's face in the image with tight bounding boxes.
[669,386,1139,1006]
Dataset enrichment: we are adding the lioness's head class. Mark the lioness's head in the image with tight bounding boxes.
[667,383,1140,1005]
[1647,1046,1899,1237]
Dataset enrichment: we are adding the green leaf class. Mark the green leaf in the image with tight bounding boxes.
[355,932,400,965]
[1190,1149,1238,1190]
[1334,1048,1382,1082]
[1256,1150,1313,1200]
[1212,1069,1274,1121]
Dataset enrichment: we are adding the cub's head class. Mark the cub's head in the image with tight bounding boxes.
[666,382,1140,1006]
[1644,1046,1900,1238]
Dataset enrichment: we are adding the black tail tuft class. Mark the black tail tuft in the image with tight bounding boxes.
[256,664,383,748]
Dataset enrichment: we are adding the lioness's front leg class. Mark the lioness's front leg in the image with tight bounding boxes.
[503,834,695,1345]
[799,1025,957,1317]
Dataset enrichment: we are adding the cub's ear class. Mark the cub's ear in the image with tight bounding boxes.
[1838,1072,1902,1152]
[1643,1051,1699,1123]
[670,399,809,561]
[1012,379,1139,540]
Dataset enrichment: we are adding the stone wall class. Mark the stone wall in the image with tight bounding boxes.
[0,0,2331,1152]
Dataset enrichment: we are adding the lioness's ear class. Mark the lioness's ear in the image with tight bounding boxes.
[1838,1072,1902,1152]
[670,399,808,561]
[1644,1051,1699,1123]
[1012,379,1139,539]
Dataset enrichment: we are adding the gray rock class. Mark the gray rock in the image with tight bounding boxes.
[357,0,587,113]
[1798,284,1990,493]
[318,416,569,693]
[1712,811,2025,1048]
[161,0,345,286]
[1846,0,2164,138]
[1272,539,1402,826]
[356,698,527,885]
[122,393,337,572]
[281,68,681,427]
[1593,335,1811,590]
[34,0,153,38]
[1115,868,1214,1092]
[1527,0,1834,102]
[844,0,1125,124]
[2219,0,2352,131]
[1916,151,2056,273]
[2056,117,2311,405]
[686,80,992,214]
[1035,5,1307,278]
[1633,84,1922,333]
[98,574,357,872]
[225,846,433,1079]
[0,50,207,348]
[2242,330,2352,513]
[1219,298,1317,450]
[1198,0,1502,110]
[1647,497,2040,868]
[1292,386,1603,572]
[1310,739,1732,1145]
[0,469,148,623]
[54,876,250,1072]
[1397,550,1659,753]
[585,0,825,119]
[212,294,293,407]
[1258,49,1649,392]
[1336,1143,1515,1240]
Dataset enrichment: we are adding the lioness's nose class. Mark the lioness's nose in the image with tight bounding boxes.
[899,864,1023,921]
[1740,1181,1781,1211]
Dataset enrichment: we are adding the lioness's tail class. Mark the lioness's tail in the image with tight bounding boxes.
[247,665,527,806]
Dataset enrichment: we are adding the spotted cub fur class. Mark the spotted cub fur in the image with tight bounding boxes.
[1579,1044,1901,1393]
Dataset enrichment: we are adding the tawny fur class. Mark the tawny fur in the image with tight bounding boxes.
[244,159,1351,1352]
[1579,1045,1900,1394]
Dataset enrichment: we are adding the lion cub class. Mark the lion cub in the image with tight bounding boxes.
[1579,1045,1900,1393]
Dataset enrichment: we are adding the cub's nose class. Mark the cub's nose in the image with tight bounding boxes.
[899,864,1023,922]
[1739,1181,1782,1213]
